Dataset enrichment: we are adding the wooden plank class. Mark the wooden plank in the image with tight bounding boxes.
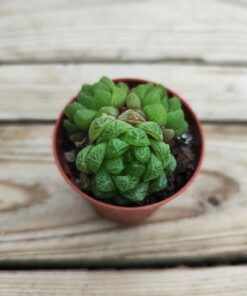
[0,266,247,295]
[1,63,247,121]
[0,0,247,63]
[0,124,246,262]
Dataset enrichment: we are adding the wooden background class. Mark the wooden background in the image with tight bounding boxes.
[0,0,247,294]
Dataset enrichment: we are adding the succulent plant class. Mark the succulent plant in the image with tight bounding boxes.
[63,77,189,205]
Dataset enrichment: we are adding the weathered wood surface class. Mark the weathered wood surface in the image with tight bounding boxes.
[0,0,247,63]
[0,124,246,262]
[0,266,247,296]
[0,64,247,121]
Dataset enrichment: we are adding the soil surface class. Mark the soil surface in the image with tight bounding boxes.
[64,131,199,207]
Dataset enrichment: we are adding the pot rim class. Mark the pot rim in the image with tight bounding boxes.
[53,78,205,211]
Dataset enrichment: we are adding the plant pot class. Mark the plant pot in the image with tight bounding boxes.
[53,78,204,225]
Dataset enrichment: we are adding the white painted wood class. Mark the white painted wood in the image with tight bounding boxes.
[0,266,246,296]
[0,63,246,121]
[0,124,246,262]
[0,0,247,63]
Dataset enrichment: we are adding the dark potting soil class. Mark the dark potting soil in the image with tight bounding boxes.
[64,133,199,207]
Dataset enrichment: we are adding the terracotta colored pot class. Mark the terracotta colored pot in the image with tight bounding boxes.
[53,78,204,225]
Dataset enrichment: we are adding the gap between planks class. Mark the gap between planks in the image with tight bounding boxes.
[1,257,247,271]
[3,58,247,68]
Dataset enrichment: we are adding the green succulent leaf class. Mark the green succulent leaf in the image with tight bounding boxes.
[161,128,175,142]
[105,138,129,158]
[155,84,168,99]
[126,93,142,109]
[92,189,116,200]
[166,109,185,130]
[74,109,97,130]
[77,84,93,108]
[131,83,153,100]
[124,160,146,177]
[149,171,167,193]
[137,121,163,141]
[121,128,150,146]
[175,121,189,137]
[80,84,93,96]
[111,86,127,108]
[168,96,182,112]
[91,177,116,199]
[65,102,85,122]
[165,154,177,176]
[143,104,167,126]
[161,97,169,111]
[97,120,132,143]
[142,87,161,107]
[95,168,116,193]
[92,90,112,110]
[63,119,81,133]
[143,153,163,182]
[133,146,150,163]
[122,182,149,202]
[78,93,93,109]
[99,76,115,91]
[150,139,170,168]
[85,143,107,173]
[104,156,124,175]
[76,145,93,173]
[111,195,130,206]
[113,175,139,192]
[96,106,119,118]
[92,188,116,200]
[88,114,115,142]
[92,82,110,92]
[117,82,129,94]
[123,149,135,163]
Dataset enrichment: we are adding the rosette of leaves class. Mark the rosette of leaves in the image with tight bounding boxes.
[128,82,188,141]
[75,116,176,204]
[63,77,188,145]
[63,77,190,205]
[63,76,129,143]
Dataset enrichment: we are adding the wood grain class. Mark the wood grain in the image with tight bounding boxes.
[0,266,247,295]
[1,63,247,121]
[0,0,247,63]
[0,124,246,263]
